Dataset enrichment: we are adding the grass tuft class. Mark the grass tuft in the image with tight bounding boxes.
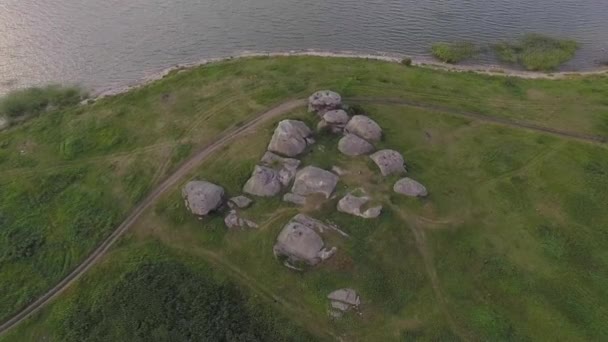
[431,41,478,64]
[494,34,579,71]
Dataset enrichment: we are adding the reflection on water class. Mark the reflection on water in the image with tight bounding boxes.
[0,0,607,93]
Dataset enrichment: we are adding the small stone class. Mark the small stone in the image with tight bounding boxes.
[337,191,382,218]
[328,288,361,306]
[224,210,258,229]
[394,177,428,197]
[228,195,253,209]
[370,149,406,176]
[283,192,307,206]
[338,134,375,156]
[331,166,348,176]
[345,115,382,142]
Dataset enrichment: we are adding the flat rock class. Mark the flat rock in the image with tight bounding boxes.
[308,90,342,113]
[260,151,301,186]
[345,115,382,142]
[394,177,428,197]
[338,134,375,156]
[267,120,313,157]
[182,181,225,216]
[328,288,361,306]
[292,166,339,198]
[243,165,282,197]
[224,210,259,229]
[323,109,350,125]
[283,192,307,206]
[228,195,253,209]
[273,216,336,267]
[337,191,382,218]
[370,149,406,176]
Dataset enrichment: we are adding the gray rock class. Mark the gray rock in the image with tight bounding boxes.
[331,166,348,176]
[292,214,329,233]
[283,192,307,206]
[328,288,361,307]
[345,115,382,142]
[260,151,301,186]
[267,120,313,157]
[273,217,336,266]
[228,195,253,209]
[224,210,259,229]
[243,166,282,197]
[394,177,428,197]
[292,166,339,198]
[338,134,375,156]
[337,191,382,218]
[182,181,225,216]
[323,109,350,125]
[0,116,9,131]
[308,90,342,113]
[370,149,406,176]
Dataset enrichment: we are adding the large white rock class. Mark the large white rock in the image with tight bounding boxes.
[394,177,428,197]
[267,120,313,157]
[345,115,382,142]
[338,134,375,156]
[370,149,406,176]
[308,90,342,113]
[243,165,282,197]
[291,166,339,198]
[273,216,336,267]
[182,181,225,216]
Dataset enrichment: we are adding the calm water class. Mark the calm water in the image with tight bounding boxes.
[1,0,607,94]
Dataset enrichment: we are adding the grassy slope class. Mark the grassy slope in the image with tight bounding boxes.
[1,56,607,340]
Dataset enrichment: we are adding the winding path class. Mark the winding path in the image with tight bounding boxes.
[0,98,306,336]
[1,94,605,336]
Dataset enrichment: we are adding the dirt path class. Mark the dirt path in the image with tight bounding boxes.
[0,98,306,336]
[348,97,607,145]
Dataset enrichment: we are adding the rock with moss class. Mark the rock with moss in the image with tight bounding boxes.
[267,120,313,157]
[308,90,342,114]
[243,165,282,197]
[337,190,382,218]
[291,166,339,198]
[345,115,382,142]
[224,210,259,229]
[394,178,428,197]
[338,134,375,156]
[370,149,406,176]
[182,181,225,216]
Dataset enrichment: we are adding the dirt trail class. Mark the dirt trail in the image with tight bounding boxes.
[348,97,607,145]
[0,98,306,336]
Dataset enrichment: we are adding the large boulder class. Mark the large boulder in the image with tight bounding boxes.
[308,90,342,113]
[243,166,282,197]
[292,166,339,198]
[319,109,350,134]
[267,120,313,157]
[338,134,375,156]
[273,216,336,267]
[260,151,301,186]
[394,178,428,197]
[345,115,382,142]
[182,181,225,216]
[337,191,382,218]
[370,149,406,176]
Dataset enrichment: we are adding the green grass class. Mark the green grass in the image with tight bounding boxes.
[494,33,579,71]
[430,41,478,64]
[0,85,85,121]
[0,56,607,340]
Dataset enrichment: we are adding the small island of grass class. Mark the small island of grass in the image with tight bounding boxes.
[430,41,478,64]
[494,33,579,71]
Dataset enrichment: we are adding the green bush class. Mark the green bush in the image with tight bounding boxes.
[494,34,579,71]
[431,41,478,63]
[401,57,413,66]
[0,85,86,119]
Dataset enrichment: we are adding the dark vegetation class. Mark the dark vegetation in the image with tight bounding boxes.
[494,33,579,71]
[0,86,85,124]
[430,41,478,63]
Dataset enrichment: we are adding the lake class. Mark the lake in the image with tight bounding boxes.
[1,0,607,94]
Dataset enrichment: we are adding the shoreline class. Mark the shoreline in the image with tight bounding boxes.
[93,50,608,99]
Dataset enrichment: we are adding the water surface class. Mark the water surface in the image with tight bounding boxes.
[1,0,607,94]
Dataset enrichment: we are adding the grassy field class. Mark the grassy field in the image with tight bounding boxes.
[1,56,608,340]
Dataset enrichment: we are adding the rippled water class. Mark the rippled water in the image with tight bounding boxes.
[1,0,607,94]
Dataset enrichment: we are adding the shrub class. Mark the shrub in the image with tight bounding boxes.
[431,41,478,63]
[401,57,413,66]
[0,85,86,119]
[494,34,579,71]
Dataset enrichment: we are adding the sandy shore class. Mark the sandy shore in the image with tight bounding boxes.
[93,50,608,99]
